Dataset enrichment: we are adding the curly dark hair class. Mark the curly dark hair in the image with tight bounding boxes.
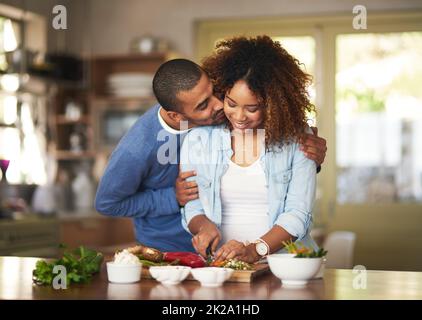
[201,35,315,147]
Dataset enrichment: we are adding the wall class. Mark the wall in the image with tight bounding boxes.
[68,0,422,58]
[4,0,422,60]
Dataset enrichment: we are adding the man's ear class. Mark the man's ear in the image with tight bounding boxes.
[166,110,184,122]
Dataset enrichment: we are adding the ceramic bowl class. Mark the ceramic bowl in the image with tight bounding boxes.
[149,266,192,285]
[190,267,234,287]
[267,254,322,287]
[106,262,143,284]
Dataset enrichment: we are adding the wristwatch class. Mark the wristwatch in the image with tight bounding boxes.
[254,239,270,257]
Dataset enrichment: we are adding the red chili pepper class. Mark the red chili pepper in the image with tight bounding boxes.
[163,252,206,268]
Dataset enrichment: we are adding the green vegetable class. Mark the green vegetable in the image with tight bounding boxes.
[282,240,327,258]
[138,258,180,267]
[32,245,103,286]
[295,247,328,258]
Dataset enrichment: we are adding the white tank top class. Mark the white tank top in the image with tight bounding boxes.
[220,158,269,244]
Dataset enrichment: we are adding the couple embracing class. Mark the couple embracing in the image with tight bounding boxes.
[95,35,327,264]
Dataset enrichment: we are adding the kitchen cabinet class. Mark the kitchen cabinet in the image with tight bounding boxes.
[59,215,136,253]
[50,86,94,160]
[0,217,60,258]
[0,214,135,258]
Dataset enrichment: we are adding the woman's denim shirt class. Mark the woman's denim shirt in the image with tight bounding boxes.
[180,124,318,250]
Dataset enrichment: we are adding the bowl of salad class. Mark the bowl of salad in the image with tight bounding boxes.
[267,241,327,287]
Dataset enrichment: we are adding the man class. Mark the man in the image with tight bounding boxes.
[95,59,327,253]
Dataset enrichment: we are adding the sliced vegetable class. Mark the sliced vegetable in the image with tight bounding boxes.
[208,258,253,270]
[210,260,226,267]
[221,259,253,271]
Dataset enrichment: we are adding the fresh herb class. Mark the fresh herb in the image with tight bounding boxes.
[32,245,103,286]
[282,240,327,258]
[295,247,328,258]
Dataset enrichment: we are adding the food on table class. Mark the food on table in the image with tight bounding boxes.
[107,250,142,283]
[282,240,328,258]
[113,249,142,265]
[209,258,254,270]
[124,244,206,268]
[137,258,184,267]
[32,245,103,286]
[127,244,163,262]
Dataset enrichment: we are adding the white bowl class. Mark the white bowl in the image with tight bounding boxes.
[314,257,327,279]
[149,266,192,285]
[267,254,322,287]
[106,262,142,284]
[190,267,234,287]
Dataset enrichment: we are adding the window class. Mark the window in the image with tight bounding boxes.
[196,12,422,206]
[0,16,21,72]
[0,15,46,185]
[195,12,422,271]
[336,32,422,203]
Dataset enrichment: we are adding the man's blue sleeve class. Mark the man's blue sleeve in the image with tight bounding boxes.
[94,149,180,218]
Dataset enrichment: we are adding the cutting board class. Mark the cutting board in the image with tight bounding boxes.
[141,263,270,283]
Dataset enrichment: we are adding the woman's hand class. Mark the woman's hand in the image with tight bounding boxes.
[214,240,260,263]
[214,240,246,262]
[191,218,221,258]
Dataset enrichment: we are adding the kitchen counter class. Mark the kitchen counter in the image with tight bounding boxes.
[1,256,422,300]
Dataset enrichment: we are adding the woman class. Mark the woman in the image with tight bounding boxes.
[180,35,318,263]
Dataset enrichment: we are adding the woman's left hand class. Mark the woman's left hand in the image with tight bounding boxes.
[214,240,260,263]
[214,240,247,262]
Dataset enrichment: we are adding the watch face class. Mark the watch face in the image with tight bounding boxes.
[256,242,268,256]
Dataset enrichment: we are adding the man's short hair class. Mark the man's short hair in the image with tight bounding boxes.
[152,59,204,112]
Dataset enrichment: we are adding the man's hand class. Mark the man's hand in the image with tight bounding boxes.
[190,217,221,258]
[299,126,327,167]
[175,169,198,206]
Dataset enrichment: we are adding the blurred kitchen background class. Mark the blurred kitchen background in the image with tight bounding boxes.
[0,0,421,271]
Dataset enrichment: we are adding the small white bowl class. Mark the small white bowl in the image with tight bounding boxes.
[149,266,192,285]
[267,254,322,287]
[190,267,234,287]
[106,262,142,284]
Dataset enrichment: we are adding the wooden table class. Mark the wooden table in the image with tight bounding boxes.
[1,256,422,300]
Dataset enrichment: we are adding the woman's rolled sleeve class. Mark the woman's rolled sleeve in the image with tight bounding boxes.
[275,141,316,241]
[180,130,207,233]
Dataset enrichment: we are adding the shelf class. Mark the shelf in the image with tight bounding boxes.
[90,53,167,97]
[56,115,91,125]
[54,150,96,160]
